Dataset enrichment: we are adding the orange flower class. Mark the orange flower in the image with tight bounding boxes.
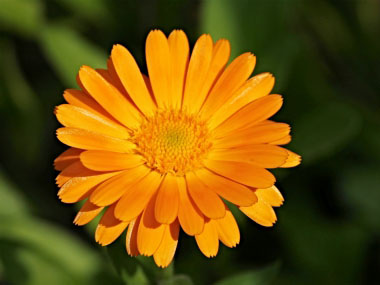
[54,29,301,267]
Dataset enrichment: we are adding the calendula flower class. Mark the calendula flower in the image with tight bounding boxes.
[54,29,301,268]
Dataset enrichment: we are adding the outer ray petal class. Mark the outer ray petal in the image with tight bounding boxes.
[90,165,150,206]
[96,68,126,96]
[182,34,213,112]
[56,160,95,187]
[196,168,257,206]
[58,170,122,203]
[54,148,83,171]
[280,149,302,167]
[215,205,240,248]
[195,219,219,258]
[213,121,290,147]
[57,127,135,153]
[63,89,115,121]
[186,172,225,219]
[114,171,163,221]
[201,52,256,120]
[137,194,165,256]
[78,66,141,129]
[74,199,104,226]
[208,145,288,168]
[168,30,189,109]
[111,44,156,116]
[126,215,141,256]
[240,199,277,227]
[269,134,292,145]
[214,95,283,137]
[208,72,275,129]
[55,104,130,139]
[255,186,284,207]
[146,30,171,109]
[177,176,204,236]
[155,174,179,224]
[95,204,129,246]
[153,221,180,268]
[204,159,276,189]
[80,150,144,171]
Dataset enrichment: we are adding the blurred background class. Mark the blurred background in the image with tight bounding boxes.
[0,0,379,284]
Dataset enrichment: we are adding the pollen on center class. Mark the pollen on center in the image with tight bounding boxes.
[132,110,212,175]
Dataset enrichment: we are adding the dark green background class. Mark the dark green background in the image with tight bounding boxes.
[0,0,379,284]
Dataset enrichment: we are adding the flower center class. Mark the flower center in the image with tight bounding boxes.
[132,110,212,175]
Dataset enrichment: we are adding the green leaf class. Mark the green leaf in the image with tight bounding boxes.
[0,0,44,37]
[106,238,150,285]
[54,0,110,22]
[200,0,300,90]
[0,240,75,285]
[215,261,280,285]
[0,170,29,217]
[0,217,101,283]
[0,40,44,164]
[39,24,107,87]
[291,102,362,164]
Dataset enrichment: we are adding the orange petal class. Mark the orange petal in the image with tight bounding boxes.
[240,199,277,227]
[196,168,257,207]
[195,219,219,258]
[201,53,256,120]
[54,148,83,171]
[63,89,115,121]
[215,205,240,248]
[208,144,288,168]
[196,39,231,106]
[269,134,291,145]
[58,170,121,203]
[111,44,156,116]
[80,150,144,171]
[90,166,150,206]
[56,127,135,153]
[155,174,179,224]
[78,65,141,129]
[56,160,94,187]
[168,30,189,109]
[214,121,290,147]
[182,35,227,113]
[96,68,126,96]
[153,221,179,268]
[114,171,162,221]
[106,57,127,95]
[204,159,275,189]
[137,194,165,256]
[177,176,204,236]
[208,73,275,129]
[74,199,104,226]
[126,215,141,256]
[95,204,129,246]
[280,149,301,168]
[145,30,171,109]
[186,172,225,219]
[55,104,130,139]
[214,95,283,137]
[255,185,284,207]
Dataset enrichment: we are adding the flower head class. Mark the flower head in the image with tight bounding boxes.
[54,29,301,267]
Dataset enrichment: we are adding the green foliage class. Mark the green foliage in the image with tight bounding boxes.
[216,261,280,285]
[0,0,44,37]
[40,24,107,87]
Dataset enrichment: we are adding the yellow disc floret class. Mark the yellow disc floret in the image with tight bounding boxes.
[132,110,212,175]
